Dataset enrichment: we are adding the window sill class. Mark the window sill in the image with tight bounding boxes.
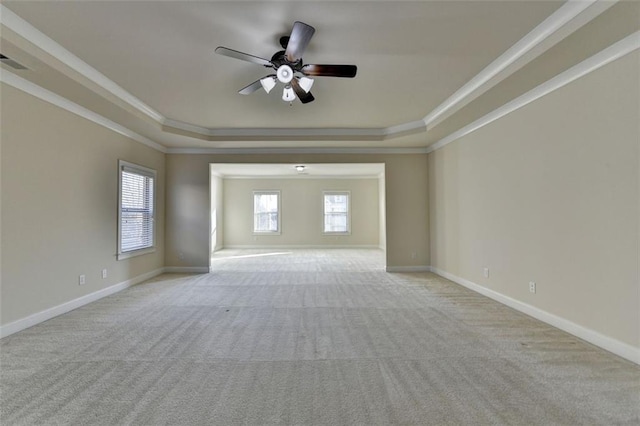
[252,231,281,236]
[117,247,156,260]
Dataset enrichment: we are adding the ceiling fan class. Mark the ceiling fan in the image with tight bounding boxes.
[215,21,357,105]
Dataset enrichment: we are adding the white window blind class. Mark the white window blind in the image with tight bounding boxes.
[323,192,350,233]
[118,161,156,259]
[253,191,280,233]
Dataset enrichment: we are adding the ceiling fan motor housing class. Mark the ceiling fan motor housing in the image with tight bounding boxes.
[276,65,294,84]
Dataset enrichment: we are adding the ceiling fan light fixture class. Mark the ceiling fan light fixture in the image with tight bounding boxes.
[276,65,294,84]
[260,76,277,93]
[282,85,296,102]
[298,76,314,93]
[215,21,357,105]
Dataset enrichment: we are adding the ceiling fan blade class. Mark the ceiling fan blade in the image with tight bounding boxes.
[238,79,264,95]
[215,46,273,67]
[302,64,357,78]
[291,78,315,104]
[285,21,315,63]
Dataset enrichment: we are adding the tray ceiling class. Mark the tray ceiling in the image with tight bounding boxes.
[3,1,616,150]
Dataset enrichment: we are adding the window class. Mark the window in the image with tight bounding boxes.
[323,191,350,234]
[118,160,156,260]
[253,191,280,233]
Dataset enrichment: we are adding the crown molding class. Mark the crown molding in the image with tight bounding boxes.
[172,123,386,139]
[0,1,619,150]
[6,25,634,158]
[162,118,426,141]
[1,3,414,142]
[0,4,164,124]
[422,0,605,128]
[0,69,168,153]
[426,31,640,154]
[162,118,212,136]
[383,120,426,137]
[167,147,430,155]
[1,1,608,144]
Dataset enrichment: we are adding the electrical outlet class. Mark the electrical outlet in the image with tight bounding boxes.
[529,281,536,293]
[483,267,490,278]
[79,274,86,285]
[102,269,107,279]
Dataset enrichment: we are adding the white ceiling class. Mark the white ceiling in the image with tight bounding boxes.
[1,0,607,150]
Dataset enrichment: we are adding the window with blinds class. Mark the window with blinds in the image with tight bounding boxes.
[118,160,156,259]
[253,191,280,233]
[323,191,350,234]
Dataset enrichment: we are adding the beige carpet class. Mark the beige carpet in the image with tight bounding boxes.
[1,249,639,425]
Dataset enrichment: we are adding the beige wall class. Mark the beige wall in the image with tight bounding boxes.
[1,84,166,326]
[222,178,379,248]
[378,173,387,250]
[428,52,639,347]
[167,154,429,268]
[210,173,224,255]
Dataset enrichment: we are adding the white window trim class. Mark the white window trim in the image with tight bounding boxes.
[117,160,157,260]
[322,190,351,235]
[252,190,281,235]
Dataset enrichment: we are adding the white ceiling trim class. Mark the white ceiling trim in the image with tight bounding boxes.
[163,118,426,140]
[162,118,211,135]
[426,31,640,154]
[165,119,383,138]
[1,1,606,144]
[383,120,426,136]
[210,128,384,138]
[6,26,633,158]
[1,3,407,142]
[0,66,428,155]
[168,147,429,155]
[0,4,164,123]
[0,69,168,153]
[422,0,603,128]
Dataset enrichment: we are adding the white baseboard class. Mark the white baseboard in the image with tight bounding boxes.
[385,265,431,273]
[429,266,640,365]
[6,264,636,365]
[0,268,165,339]
[163,266,209,273]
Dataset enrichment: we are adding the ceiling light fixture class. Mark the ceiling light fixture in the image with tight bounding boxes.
[295,165,306,172]
[298,76,314,93]
[282,85,296,102]
[260,76,277,93]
